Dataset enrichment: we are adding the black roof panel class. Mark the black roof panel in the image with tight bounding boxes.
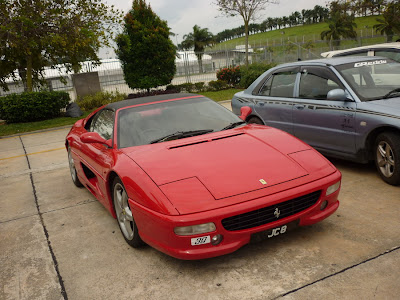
[105,93,206,111]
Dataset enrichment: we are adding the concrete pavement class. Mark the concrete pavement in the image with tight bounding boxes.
[1,106,400,299]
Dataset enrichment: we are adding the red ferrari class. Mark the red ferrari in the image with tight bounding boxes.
[66,93,341,259]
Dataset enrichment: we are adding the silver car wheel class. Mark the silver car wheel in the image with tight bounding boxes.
[376,141,395,178]
[114,183,134,240]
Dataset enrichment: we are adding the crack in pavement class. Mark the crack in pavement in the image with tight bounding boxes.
[0,199,97,224]
[273,245,400,299]
[19,136,68,300]
[0,162,69,179]
[41,199,97,215]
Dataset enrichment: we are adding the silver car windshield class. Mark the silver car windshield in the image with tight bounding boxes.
[336,59,400,101]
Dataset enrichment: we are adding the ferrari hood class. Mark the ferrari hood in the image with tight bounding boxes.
[122,128,311,200]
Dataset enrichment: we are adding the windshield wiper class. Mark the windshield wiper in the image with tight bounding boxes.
[383,88,400,99]
[221,121,246,131]
[150,129,214,144]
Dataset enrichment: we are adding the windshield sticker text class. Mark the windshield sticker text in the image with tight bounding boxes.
[354,60,387,68]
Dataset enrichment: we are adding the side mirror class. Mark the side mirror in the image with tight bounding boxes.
[239,106,252,121]
[81,132,112,148]
[327,89,352,101]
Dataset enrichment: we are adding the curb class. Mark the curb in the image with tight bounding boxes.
[0,125,72,139]
[218,100,232,104]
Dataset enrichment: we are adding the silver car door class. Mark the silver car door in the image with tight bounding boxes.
[292,66,357,156]
[253,66,299,134]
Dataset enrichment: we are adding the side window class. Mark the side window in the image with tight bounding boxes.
[299,66,342,100]
[374,50,400,63]
[90,109,114,140]
[259,70,297,98]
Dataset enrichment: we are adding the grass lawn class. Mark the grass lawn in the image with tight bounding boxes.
[0,112,91,137]
[211,16,389,51]
[0,89,242,137]
[201,88,244,102]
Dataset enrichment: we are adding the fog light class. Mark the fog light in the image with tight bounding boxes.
[320,200,328,211]
[211,234,223,245]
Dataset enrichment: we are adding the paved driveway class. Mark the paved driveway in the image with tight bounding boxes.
[1,112,399,299]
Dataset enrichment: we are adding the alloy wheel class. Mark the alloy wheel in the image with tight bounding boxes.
[114,183,134,240]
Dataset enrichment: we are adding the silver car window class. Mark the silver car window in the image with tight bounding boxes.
[337,59,400,101]
[259,71,297,98]
[299,66,342,100]
[374,50,400,63]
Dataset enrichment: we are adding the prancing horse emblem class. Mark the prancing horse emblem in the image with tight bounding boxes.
[259,179,267,185]
[274,208,280,219]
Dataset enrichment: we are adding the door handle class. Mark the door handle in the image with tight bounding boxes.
[258,101,265,106]
[294,104,305,110]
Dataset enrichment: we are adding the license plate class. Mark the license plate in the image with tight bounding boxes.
[267,225,287,238]
[251,221,298,243]
[191,236,211,246]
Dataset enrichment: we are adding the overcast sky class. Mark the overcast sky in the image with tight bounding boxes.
[102,0,329,58]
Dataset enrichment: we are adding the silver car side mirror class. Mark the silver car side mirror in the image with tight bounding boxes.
[327,89,352,101]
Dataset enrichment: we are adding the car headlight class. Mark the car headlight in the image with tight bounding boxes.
[174,222,216,236]
[326,180,341,196]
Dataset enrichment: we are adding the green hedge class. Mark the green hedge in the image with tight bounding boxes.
[77,91,127,111]
[239,62,277,88]
[0,91,70,123]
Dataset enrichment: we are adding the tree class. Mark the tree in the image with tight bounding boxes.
[116,0,176,92]
[303,40,316,58]
[215,0,279,66]
[374,1,400,42]
[384,1,400,33]
[0,0,121,92]
[321,12,358,50]
[179,25,214,73]
[374,17,395,42]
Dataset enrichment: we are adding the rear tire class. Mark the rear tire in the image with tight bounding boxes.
[374,132,400,185]
[247,116,264,125]
[112,177,144,247]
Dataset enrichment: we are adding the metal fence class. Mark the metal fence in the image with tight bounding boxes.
[0,33,392,100]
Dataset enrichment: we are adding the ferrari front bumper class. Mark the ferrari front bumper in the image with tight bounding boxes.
[129,170,341,260]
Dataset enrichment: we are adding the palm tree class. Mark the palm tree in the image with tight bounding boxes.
[374,18,395,42]
[293,11,302,25]
[180,25,214,73]
[303,40,315,58]
[320,13,357,50]
[373,1,400,42]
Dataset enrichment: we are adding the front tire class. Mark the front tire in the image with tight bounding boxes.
[112,177,143,247]
[247,116,264,125]
[374,132,400,185]
[68,147,83,187]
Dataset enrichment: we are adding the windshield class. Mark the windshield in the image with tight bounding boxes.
[336,59,400,101]
[117,97,243,148]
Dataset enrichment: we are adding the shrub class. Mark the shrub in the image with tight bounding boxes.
[166,84,180,92]
[0,91,70,123]
[179,83,195,93]
[208,80,228,91]
[77,91,127,111]
[239,62,276,89]
[194,82,205,92]
[216,66,241,86]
